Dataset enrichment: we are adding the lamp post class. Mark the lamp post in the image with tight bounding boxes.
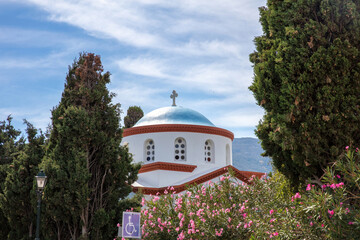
[35,170,47,240]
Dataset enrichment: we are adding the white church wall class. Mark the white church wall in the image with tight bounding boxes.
[123,130,232,167]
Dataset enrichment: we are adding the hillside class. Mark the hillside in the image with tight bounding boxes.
[232,137,272,173]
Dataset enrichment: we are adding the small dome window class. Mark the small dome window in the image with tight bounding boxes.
[144,139,155,162]
[175,138,186,161]
[204,140,214,163]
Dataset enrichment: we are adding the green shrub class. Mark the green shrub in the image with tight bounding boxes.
[138,148,359,239]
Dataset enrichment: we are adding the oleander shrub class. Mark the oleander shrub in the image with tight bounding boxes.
[137,148,359,239]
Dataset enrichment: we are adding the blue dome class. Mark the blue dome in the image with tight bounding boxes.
[134,106,215,127]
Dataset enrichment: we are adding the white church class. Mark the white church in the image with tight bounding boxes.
[122,91,264,195]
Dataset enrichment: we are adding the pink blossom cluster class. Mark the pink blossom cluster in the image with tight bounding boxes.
[137,168,358,240]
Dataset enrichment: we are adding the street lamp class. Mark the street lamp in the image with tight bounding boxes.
[35,170,47,240]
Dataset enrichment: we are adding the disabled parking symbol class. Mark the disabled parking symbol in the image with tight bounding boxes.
[122,212,141,239]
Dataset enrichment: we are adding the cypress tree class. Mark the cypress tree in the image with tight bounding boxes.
[124,106,144,128]
[41,53,140,240]
[0,116,23,239]
[250,0,360,187]
[0,120,45,239]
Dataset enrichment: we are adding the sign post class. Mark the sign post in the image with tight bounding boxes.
[122,212,141,239]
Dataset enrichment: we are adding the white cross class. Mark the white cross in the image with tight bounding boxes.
[170,90,178,106]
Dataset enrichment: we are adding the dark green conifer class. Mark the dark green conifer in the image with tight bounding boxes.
[250,0,360,187]
[41,53,140,240]
[0,120,45,239]
[124,106,144,128]
[0,116,23,239]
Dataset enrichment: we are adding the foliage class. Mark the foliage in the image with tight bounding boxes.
[249,0,360,187]
[124,106,143,128]
[140,148,359,239]
[0,116,25,239]
[0,116,24,165]
[0,120,45,239]
[41,53,140,240]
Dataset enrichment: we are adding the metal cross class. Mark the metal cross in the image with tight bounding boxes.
[170,90,178,106]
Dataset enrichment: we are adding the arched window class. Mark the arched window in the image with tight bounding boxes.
[226,144,231,165]
[204,140,214,163]
[174,137,186,161]
[145,139,155,162]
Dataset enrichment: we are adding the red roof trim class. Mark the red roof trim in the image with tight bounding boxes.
[133,165,265,195]
[139,162,197,173]
[123,124,234,140]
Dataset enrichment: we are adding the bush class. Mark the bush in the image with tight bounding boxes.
[139,148,359,239]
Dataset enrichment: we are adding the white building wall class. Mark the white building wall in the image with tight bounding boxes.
[122,131,232,167]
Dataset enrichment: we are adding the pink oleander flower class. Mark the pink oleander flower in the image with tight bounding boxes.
[336,174,341,179]
[306,184,311,191]
[310,222,313,226]
[152,196,159,202]
[349,222,354,225]
[117,223,120,228]
[269,209,274,215]
[178,231,185,240]
[291,192,301,201]
[328,209,335,218]
[345,146,349,150]
[215,228,223,236]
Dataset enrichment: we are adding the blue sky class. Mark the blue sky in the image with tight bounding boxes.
[0,0,266,138]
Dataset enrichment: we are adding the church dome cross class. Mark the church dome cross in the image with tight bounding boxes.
[170,90,178,106]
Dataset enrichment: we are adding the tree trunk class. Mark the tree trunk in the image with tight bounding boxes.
[81,204,89,240]
[28,222,33,238]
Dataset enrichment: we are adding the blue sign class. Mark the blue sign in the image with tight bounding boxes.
[122,212,141,239]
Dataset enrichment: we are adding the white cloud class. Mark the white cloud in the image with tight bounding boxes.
[0,51,75,71]
[25,0,265,56]
[12,0,267,137]
[111,81,166,109]
[174,40,243,58]
[116,58,169,79]
[27,0,167,48]
[0,107,52,131]
[214,109,263,128]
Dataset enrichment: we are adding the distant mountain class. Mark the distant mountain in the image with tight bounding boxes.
[232,138,272,173]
